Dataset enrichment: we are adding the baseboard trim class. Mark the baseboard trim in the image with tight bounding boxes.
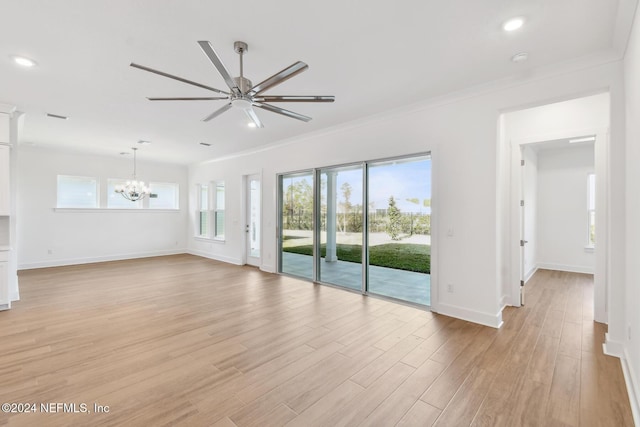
[622,347,640,426]
[187,249,242,266]
[603,332,625,358]
[435,302,503,329]
[537,263,594,275]
[260,264,276,273]
[524,266,538,283]
[18,249,188,270]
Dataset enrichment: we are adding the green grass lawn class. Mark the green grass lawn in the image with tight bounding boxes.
[283,243,430,274]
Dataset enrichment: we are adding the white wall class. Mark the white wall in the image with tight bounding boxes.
[17,146,189,269]
[522,146,538,281]
[189,60,625,329]
[536,145,595,273]
[624,1,640,420]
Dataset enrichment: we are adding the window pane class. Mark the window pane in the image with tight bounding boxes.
[200,185,209,209]
[57,175,98,208]
[215,210,225,239]
[200,211,209,237]
[149,182,179,209]
[279,172,314,280]
[108,179,143,209]
[588,174,596,210]
[216,182,225,209]
[367,156,432,306]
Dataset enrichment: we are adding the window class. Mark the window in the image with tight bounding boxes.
[214,182,225,239]
[149,182,179,209]
[107,179,142,209]
[588,173,595,247]
[57,175,99,208]
[196,181,224,240]
[197,184,210,237]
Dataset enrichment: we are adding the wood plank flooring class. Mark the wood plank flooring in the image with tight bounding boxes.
[0,255,634,426]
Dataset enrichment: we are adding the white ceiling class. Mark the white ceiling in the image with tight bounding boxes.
[0,0,633,164]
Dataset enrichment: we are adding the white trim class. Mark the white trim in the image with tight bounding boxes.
[537,263,594,274]
[53,208,180,213]
[434,302,503,329]
[193,236,225,244]
[187,249,242,266]
[603,332,625,357]
[18,249,186,270]
[524,266,539,283]
[622,347,640,426]
[260,264,276,273]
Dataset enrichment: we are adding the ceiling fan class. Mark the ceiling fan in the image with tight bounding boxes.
[130,41,335,128]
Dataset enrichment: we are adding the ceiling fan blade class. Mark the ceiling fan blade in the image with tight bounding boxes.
[130,63,229,95]
[252,102,312,122]
[202,103,232,122]
[254,95,335,103]
[250,61,308,96]
[147,97,229,101]
[197,41,240,94]
[244,108,264,128]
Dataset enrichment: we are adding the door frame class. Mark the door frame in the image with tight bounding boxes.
[509,127,608,322]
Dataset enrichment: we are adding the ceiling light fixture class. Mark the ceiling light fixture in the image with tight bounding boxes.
[511,52,529,63]
[114,147,150,202]
[11,55,37,68]
[569,136,596,143]
[503,17,524,32]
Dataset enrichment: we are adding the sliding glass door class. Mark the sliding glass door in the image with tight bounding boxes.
[317,164,363,291]
[279,171,314,279]
[367,156,431,305]
[278,153,431,307]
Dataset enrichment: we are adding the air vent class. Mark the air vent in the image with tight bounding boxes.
[199,142,212,146]
[46,113,69,120]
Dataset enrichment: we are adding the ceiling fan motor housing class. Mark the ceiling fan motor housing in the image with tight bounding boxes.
[233,76,253,95]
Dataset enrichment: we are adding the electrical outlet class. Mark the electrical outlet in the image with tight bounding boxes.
[447,284,454,293]
[47,249,53,255]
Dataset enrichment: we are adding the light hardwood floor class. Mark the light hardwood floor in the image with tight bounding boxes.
[0,255,634,426]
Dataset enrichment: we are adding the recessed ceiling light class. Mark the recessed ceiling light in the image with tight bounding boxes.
[503,17,524,32]
[569,136,596,143]
[137,140,151,145]
[11,55,37,68]
[247,122,257,128]
[511,52,529,63]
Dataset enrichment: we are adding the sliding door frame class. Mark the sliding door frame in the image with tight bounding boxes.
[277,151,432,308]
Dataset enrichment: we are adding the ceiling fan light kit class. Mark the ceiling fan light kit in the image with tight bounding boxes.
[131,40,335,128]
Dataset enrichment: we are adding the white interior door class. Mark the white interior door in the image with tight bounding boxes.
[246,174,261,267]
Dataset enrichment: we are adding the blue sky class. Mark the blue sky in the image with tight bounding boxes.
[282,157,432,213]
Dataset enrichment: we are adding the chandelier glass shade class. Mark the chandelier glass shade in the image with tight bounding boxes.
[115,148,150,202]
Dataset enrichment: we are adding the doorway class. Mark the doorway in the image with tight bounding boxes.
[503,92,609,323]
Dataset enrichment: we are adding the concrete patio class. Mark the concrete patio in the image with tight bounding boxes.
[281,252,430,306]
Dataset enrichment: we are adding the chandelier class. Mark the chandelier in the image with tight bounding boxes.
[114,147,150,201]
